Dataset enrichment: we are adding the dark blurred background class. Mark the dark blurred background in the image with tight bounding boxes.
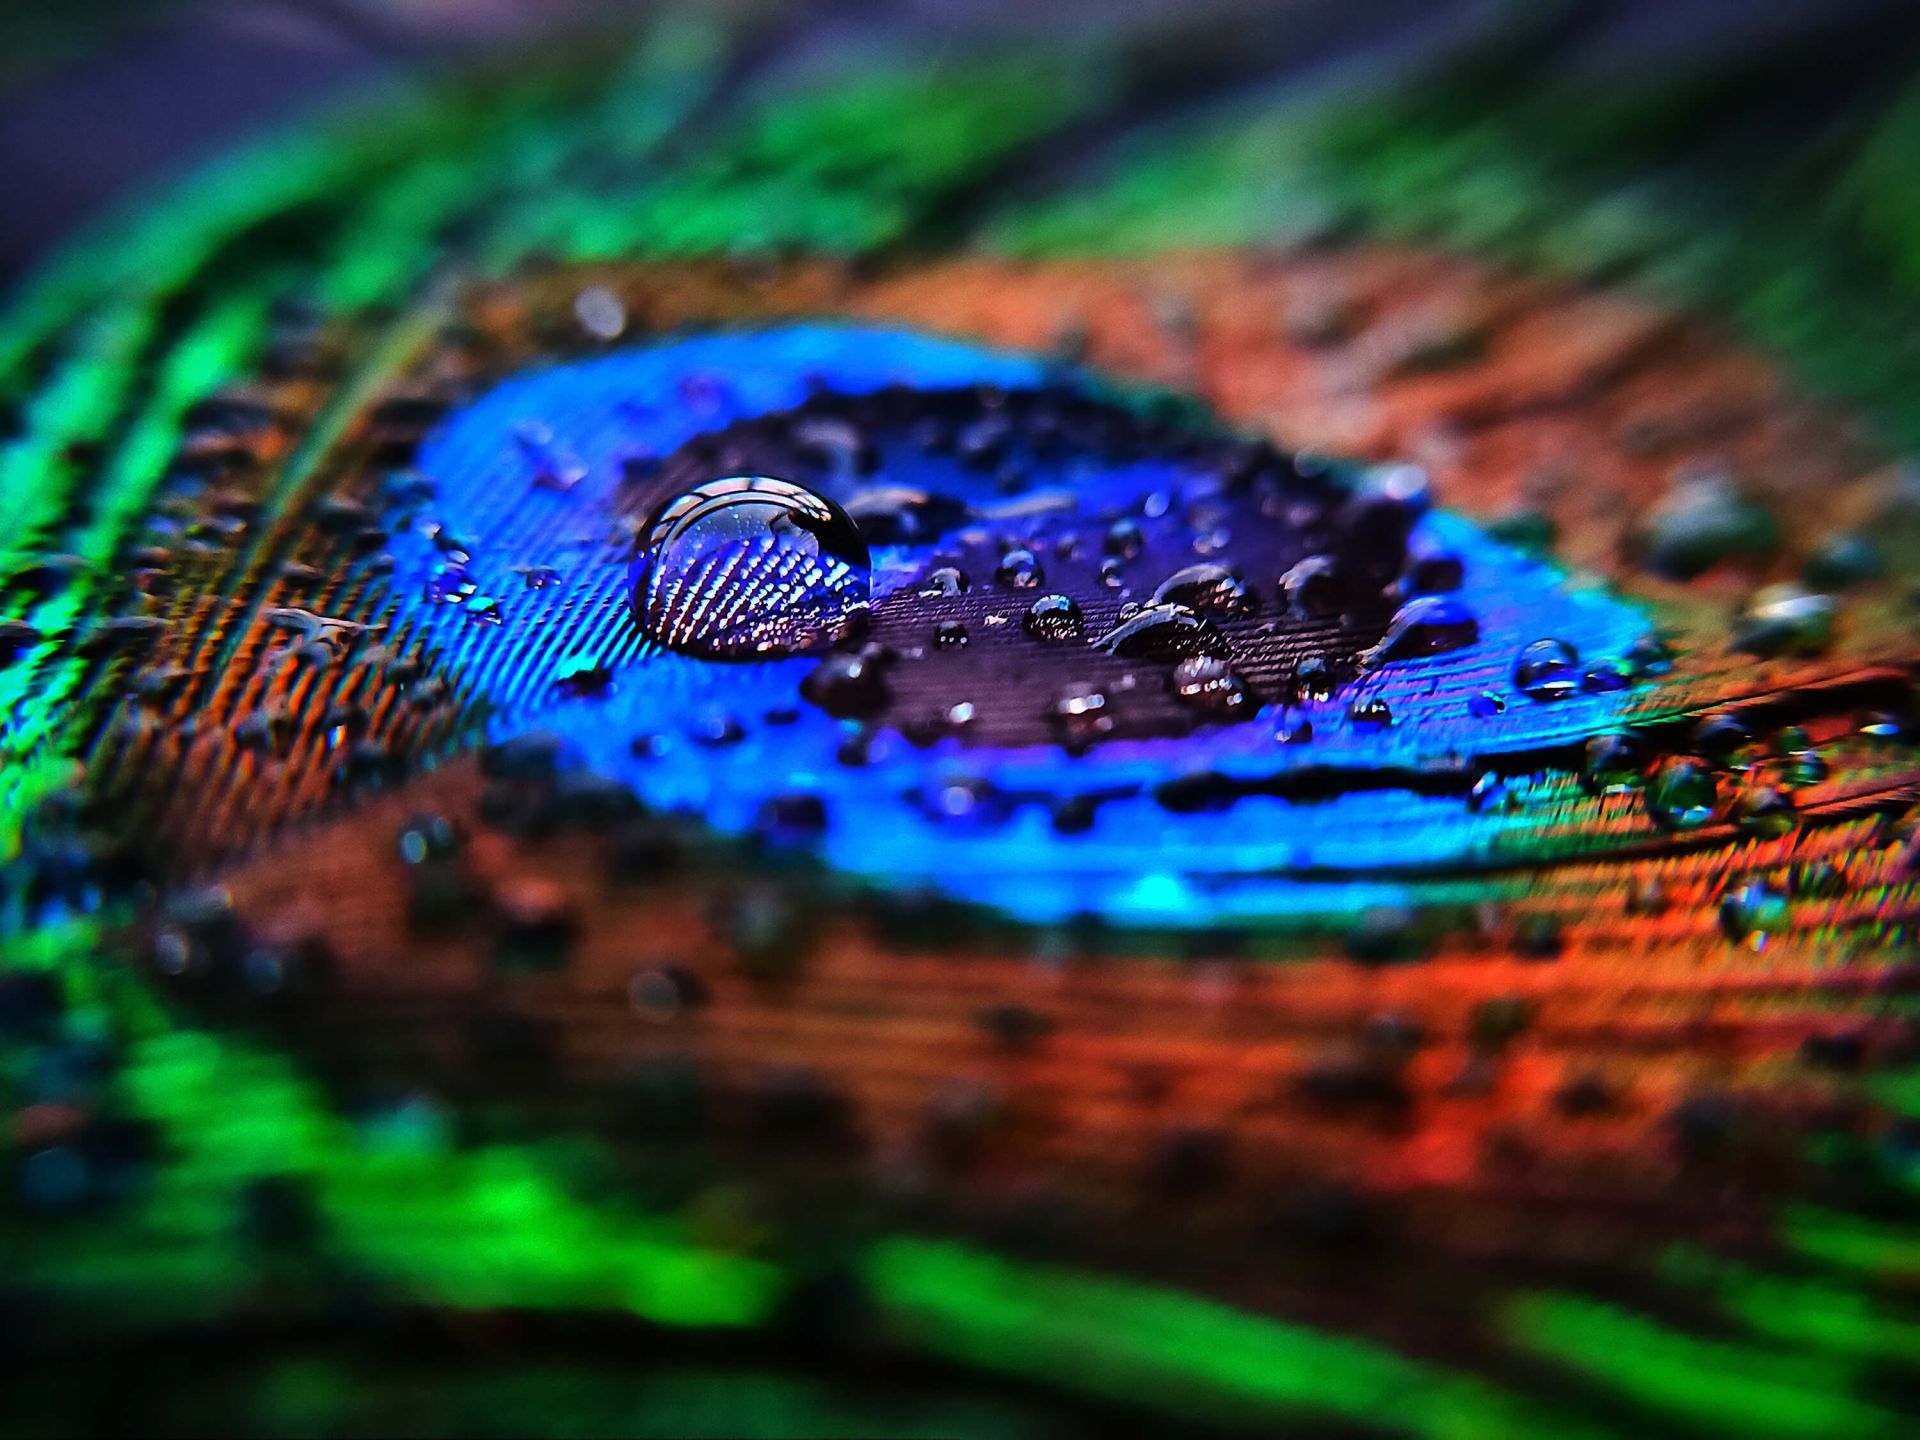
[8,0,1920,296]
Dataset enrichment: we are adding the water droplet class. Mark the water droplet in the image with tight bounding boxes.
[1467,772,1508,813]
[1050,683,1112,750]
[846,486,964,545]
[1803,532,1881,590]
[687,707,746,747]
[1582,733,1643,793]
[994,547,1045,589]
[1468,691,1506,718]
[1624,634,1676,677]
[1105,518,1145,559]
[1170,656,1251,717]
[1099,557,1127,588]
[1402,547,1464,594]
[1363,595,1478,664]
[1150,562,1253,616]
[918,564,970,597]
[1279,554,1342,617]
[1692,712,1754,763]
[933,620,970,649]
[1346,697,1392,730]
[1639,472,1777,580]
[1024,593,1084,641]
[1291,656,1336,703]
[1730,784,1798,839]
[922,774,1011,828]
[1645,756,1717,831]
[1093,603,1231,661]
[800,652,890,719]
[1513,638,1580,701]
[1719,879,1789,946]
[631,476,870,661]
[1581,658,1634,693]
[1732,583,1834,658]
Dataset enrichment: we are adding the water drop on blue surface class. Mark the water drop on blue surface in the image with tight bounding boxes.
[1365,595,1479,664]
[631,476,871,661]
[1346,697,1393,730]
[1513,638,1580,702]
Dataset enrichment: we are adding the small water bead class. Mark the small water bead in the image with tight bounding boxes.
[933,620,970,650]
[1099,557,1126,588]
[686,707,746,747]
[1719,879,1790,946]
[631,475,871,661]
[922,774,1012,828]
[1291,656,1336,703]
[1346,698,1393,730]
[1730,784,1798,840]
[1692,712,1755,764]
[1623,634,1676,678]
[1152,562,1254,616]
[918,564,970,598]
[1024,594,1085,642]
[1645,756,1718,831]
[1051,683,1113,750]
[994,548,1045,589]
[1468,772,1508,813]
[1468,691,1506,718]
[1170,656,1251,717]
[1363,595,1479,664]
[799,652,890,719]
[1513,639,1580,701]
[1104,518,1145,559]
[1094,603,1231,660]
[1580,658,1634,693]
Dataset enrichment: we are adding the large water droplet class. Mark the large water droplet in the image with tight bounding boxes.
[1152,562,1254,616]
[1094,603,1231,660]
[631,475,870,660]
[1363,595,1479,664]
